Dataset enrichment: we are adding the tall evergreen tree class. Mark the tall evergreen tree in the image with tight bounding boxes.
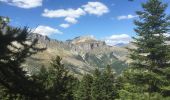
[91,67,116,100]
[36,56,77,100]
[75,74,93,100]
[101,66,116,100]
[91,69,102,100]
[0,16,45,99]
[121,0,170,98]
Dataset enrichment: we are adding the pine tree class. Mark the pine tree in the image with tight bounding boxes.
[91,69,102,100]
[0,16,45,99]
[36,56,77,100]
[91,67,116,100]
[75,74,93,100]
[48,56,74,100]
[122,0,170,98]
[101,66,116,100]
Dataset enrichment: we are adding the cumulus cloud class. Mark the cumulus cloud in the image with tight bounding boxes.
[42,8,85,24]
[105,34,132,46]
[42,2,109,25]
[33,25,62,36]
[42,8,85,18]
[0,0,42,9]
[59,23,70,28]
[64,17,78,24]
[82,2,109,16]
[117,14,137,20]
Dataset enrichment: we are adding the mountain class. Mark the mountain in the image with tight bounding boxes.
[114,43,128,47]
[24,33,129,76]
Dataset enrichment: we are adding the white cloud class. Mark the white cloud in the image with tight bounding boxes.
[105,34,132,46]
[33,25,62,36]
[0,0,42,9]
[117,14,137,20]
[42,8,85,24]
[42,8,85,18]
[64,17,77,24]
[42,2,109,25]
[60,23,70,28]
[82,2,109,16]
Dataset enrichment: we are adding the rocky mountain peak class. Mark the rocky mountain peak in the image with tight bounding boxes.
[29,33,110,53]
[66,35,106,52]
[69,35,96,44]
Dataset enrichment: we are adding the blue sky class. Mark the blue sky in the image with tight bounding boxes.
[0,0,170,45]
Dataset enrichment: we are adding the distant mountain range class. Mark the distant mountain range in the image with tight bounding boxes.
[24,33,130,76]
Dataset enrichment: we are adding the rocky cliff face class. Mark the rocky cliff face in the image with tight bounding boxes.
[25,33,129,76]
[67,36,106,52]
[29,33,70,50]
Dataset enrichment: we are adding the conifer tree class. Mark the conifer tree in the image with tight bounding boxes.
[75,74,93,100]
[91,67,116,100]
[36,56,77,100]
[122,0,170,98]
[101,66,116,100]
[0,16,45,99]
[91,69,102,100]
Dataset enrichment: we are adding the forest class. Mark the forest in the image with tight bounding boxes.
[0,0,170,100]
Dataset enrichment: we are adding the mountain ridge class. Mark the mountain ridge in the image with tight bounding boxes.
[24,33,129,76]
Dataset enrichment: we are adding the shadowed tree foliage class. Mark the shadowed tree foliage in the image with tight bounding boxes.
[74,66,117,100]
[75,74,93,100]
[91,66,116,100]
[0,16,46,99]
[35,56,78,100]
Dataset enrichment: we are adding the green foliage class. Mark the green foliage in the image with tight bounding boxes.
[75,66,116,100]
[36,56,78,100]
[0,16,45,99]
[120,0,170,99]
[75,74,93,100]
[118,90,170,100]
[91,67,116,100]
